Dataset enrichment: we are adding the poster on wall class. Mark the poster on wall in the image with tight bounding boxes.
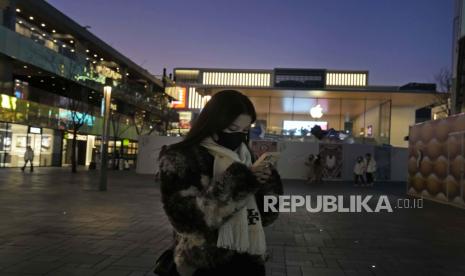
[15,135,28,148]
[319,144,343,179]
[250,140,278,160]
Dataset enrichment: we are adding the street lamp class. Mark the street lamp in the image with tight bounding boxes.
[99,78,112,191]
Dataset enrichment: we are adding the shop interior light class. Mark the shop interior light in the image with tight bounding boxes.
[52,29,56,33]
[93,54,98,58]
[18,20,23,24]
[86,49,90,53]
[30,27,34,31]
[70,40,74,44]
[100,58,104,61]
[86,57,90,60]
[29,16,34,20]
[42,33,46,37]
[41,23,46,27]
[62,44,66,48]
[71,49,75,52]
[16,8,21,12]
[23,65,27,69]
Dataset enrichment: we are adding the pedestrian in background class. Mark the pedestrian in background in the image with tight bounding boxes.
[313,154,323,184]
[364,153,377,187]
[305,154,315,184]
[21,146,34,172]
[353,156,365,187]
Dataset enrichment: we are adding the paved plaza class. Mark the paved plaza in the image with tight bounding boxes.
[0,168,465,276]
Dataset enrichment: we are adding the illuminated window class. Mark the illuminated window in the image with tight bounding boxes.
[325,72,367,87]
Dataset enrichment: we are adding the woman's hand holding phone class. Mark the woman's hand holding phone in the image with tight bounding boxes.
[251,163,272,184]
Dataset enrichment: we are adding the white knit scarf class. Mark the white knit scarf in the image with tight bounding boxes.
[200,137,267,257]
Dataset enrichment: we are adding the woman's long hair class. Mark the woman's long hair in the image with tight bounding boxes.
[169,90,256,150]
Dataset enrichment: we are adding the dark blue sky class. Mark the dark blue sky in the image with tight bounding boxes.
[47,0,453,86]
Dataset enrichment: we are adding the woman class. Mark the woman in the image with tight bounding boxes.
[159,90,283,276]
[353,156,365,187]
[304,154,315,184]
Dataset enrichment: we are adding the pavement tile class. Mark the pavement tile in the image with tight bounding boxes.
[1,168,465,275]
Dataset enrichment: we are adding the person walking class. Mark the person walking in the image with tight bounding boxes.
[304,154,315,184]
[158,90,283,276]
[364,153,377,187]
[353,156,365,187]
[21,146,34,172]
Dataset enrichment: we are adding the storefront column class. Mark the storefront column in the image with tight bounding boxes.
[0,0,16,30]
[0,55,13,96]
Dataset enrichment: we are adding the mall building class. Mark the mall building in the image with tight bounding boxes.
[172,68,440,148]
[0,0,173,168]
[452,0,465,114]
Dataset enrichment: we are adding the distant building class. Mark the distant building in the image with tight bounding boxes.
[173,67,439,148]
[452,0,465,114]
[0,0,172,168]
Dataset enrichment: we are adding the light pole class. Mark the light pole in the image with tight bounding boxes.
[99,78,112,191]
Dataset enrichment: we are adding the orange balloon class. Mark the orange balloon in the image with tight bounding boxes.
[421,123,434,143]
[408,157,418,175]
[419,157,433,177]
[426,139,443,160]
[435,120,450,142]
[451,114,465,132]
[446,136,461,159]
[450,156,465,179]
[409,126,421,143]
[411,173,425,192]
[445,175,460,199]
[426,174,442,195]
[433,156,448,179]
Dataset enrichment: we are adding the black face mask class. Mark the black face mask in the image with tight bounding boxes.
[216,131,248,150]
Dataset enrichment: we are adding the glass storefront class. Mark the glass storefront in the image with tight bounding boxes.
[0,122,61,168]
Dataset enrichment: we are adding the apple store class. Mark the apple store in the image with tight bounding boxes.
[172,68,439,148]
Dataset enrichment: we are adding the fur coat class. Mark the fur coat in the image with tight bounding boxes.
[159,144,283,274]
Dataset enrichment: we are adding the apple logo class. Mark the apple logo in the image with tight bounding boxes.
[310,104,323,118]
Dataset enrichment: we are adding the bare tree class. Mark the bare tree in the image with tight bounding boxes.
[433,68,452,116]
[132,110,158,136]
[66,85,93,173]
[109,110,132,170]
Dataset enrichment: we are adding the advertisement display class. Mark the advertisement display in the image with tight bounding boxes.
[407,113,465,207]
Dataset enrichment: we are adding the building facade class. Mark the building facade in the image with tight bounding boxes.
[0,0,171,168]
[452,0,465,114]
[173,68,439,148]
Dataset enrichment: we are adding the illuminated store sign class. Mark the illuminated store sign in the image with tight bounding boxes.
[1,94,17,110]
[96,65,122,80]
[202,72,271,87]
[29,127,42,134]
[326,72,367,86]
[170,87,187,109]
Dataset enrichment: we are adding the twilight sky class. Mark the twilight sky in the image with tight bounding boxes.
[47,0,453,86]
